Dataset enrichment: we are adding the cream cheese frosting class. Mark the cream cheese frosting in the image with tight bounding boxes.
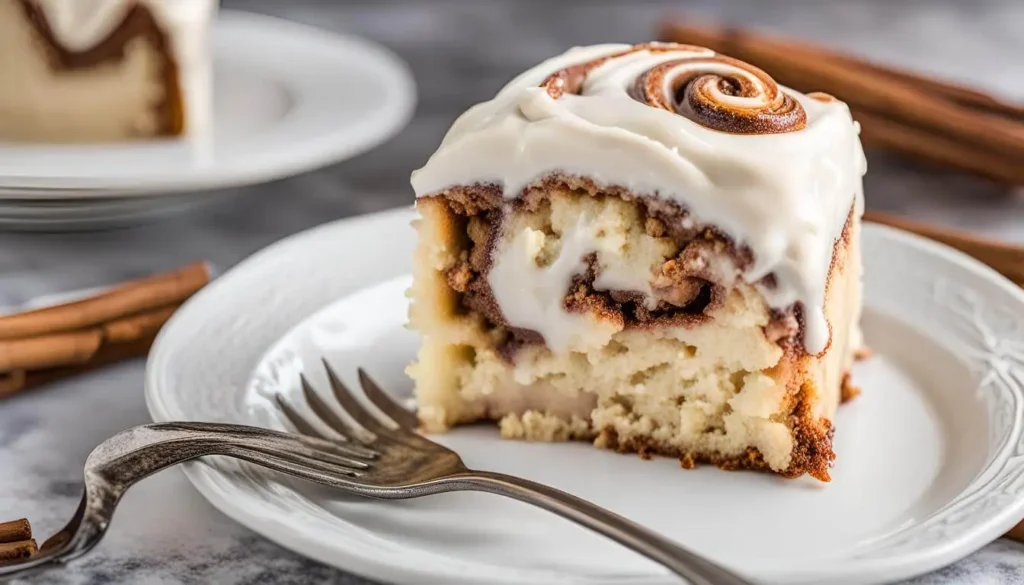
[30,0,217,136]
[411,43,867,354]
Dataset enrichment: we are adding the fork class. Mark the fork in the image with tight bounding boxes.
[272,362,751,585]
[0,361,752,585]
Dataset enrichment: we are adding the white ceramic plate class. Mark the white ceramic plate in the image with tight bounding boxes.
[146,207,1024,585]
[0,193,227,231]
[0,10,415,197]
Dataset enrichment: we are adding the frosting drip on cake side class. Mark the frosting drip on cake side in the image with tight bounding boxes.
[411,43,867,354]
[27,0,217,136]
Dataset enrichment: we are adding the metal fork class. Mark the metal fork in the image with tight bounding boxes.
[279,362,752,585]
[0,362,752,585]
[0,420,380,581]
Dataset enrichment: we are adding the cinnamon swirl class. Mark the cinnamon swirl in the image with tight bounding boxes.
[408,43,866,481]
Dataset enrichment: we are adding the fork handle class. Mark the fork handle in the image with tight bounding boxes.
[1,422,362,581]
[452,471,751,585]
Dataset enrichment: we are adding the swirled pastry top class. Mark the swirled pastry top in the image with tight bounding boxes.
[411,43,867,354]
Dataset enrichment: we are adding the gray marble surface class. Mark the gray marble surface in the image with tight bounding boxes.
[3,0,1024,583]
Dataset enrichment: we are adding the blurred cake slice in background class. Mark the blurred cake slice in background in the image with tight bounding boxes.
[407,43,867,482]
[0,0,216,143]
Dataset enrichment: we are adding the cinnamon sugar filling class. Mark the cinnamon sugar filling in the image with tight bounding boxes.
[430,179,802,359]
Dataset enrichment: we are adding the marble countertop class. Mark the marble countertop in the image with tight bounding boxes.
[3,0,1024,583]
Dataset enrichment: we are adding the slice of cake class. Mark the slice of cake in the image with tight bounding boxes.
[408,43,866,481]
[0,0,216,143]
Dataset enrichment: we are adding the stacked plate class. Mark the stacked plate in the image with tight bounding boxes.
[0,11,416,230]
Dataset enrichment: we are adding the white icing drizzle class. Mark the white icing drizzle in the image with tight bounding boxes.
[30,0,217,136]
[411,44,867,354]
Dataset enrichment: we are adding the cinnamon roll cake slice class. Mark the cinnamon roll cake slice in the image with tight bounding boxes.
[408,43,867,482]
[0,0,215,143]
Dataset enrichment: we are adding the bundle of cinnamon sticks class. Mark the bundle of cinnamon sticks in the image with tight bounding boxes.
[659,21,1024,185]
[0,262,211,400]
[0,519,35,562]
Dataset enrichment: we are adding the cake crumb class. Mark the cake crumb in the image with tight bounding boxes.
[645,217,667,238]
[679,453,697,469]
[840,372,861,403]
[499,411,593,442]
[445,260,473,292]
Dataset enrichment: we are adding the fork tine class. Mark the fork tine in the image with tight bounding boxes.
[210,420,379,460]
[357,368,419,430]
[246,442,369,472]
[227,446,362,481]
[291,433,380,460]
[300,374,367,443]
[253,426,374,469]
[321,359,393,437]
[275,394,328,440]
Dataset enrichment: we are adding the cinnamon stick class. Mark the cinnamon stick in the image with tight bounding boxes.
[0,329,102,373]
[1007,522,1024,543]
[863,211,1024,287]
[826,54,1024,122]
[0,332,157,399]
[853,109,1024,185]
[0,304,179,374]
[0,519,31,543]
[102,304,179,344]
[0,264,200,397]
[0,371,26,397]
[0,540,36,561]
[0,262,209,341]
[0,519,35,561]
